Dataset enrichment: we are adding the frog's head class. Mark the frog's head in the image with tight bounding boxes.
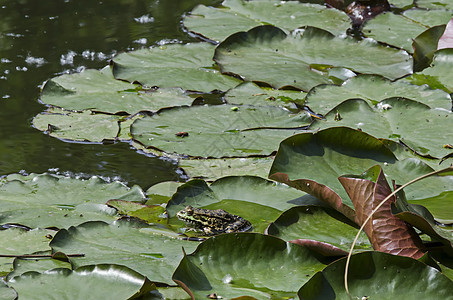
[176,205,212,227]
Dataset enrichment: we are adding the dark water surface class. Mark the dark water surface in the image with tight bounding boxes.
[0,0,217,189]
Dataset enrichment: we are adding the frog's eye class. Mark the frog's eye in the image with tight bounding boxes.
[186,206,193,215]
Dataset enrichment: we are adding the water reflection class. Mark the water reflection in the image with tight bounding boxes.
[0,0,219,187]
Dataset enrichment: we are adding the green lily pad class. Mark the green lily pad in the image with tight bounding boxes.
[40,68,194,114]
[408,49,453,93]
[269,127,453,209]
[413,25,448,72]
[313,98,453,159]
[6,252,72,280]
[32,108,121,143]
[184,0,351,42]
[298,251,453,299]
[266,206,371,252]
[112,43,241,93]
[172,233,328,299]
[130,104,311,157]
[416,0,453,9]
[363,10,452,52]
[0,228,54,276]
[224,81,306,112]
[106,199,167,224]
[50,221,199,285]
[8,264,156,299]
[214,25,412,91]
[305,74,452,115]
[178,156,275,181]
[146,181,184,205]
[0,282,16,300]
[166,176,308,233]
[0,173,146,228]
[408,191,453,223]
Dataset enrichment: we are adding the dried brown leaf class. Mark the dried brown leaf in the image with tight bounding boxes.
[339,170,425,259]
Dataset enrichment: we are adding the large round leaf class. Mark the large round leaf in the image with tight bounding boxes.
[0,228,54,276]
[0,173,146,228]
[267,206,371,252]
[410,49,453,93]
[178,156,275,181]
[416,0,453,9]
[166,176,310,233]
[8,264,155,300]
[214,25,412,91]
[131,104,311,157]
[224,81,306,112]
[363,10,452,52]
[305,74,452,114]
[6,252,72,280]
[184,0,351,42]
[269,127,453,209]
[312,98,453,158]
[0,282,16,300]
[172,233,328,299]
[112,43,241,93]
[40,68,194,114]
[49,221,199,285]
[298,251,453,299]
[33,108,121,143]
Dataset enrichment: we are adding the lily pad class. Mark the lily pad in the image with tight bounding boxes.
[0,282,16,300]
[130,104,311,157]
[408,48,453,93]
[112,43,241,93]
[214,25,412,91]
[6,253,72,280]
[33,108,121,143]
[106,199,167,224]
[172,233,328,299]
[416,0,453,9]
[269,127,453,209]
[363,10,452,52]
[8,264,156,299]
[183,0,351,42]
[178,156,275,181]
[298,251,453,299]
[40,68,194,114]
[166,176,308,233]
[304,74,452,115]
[224,81,306,112]
[146,181,184,205]
[0,228,54,276]
[0,173,146,228]
[50,221,199,285]
[266,206,371,252]
[313,98,453,159]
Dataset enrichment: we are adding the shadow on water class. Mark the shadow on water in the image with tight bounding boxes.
[0,0,220,188]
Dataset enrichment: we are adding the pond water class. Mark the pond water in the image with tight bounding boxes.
[0,0,218,189]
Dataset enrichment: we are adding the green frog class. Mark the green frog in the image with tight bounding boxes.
[176,205,252,236]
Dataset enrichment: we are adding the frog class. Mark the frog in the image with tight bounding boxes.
[176,205,252,236]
